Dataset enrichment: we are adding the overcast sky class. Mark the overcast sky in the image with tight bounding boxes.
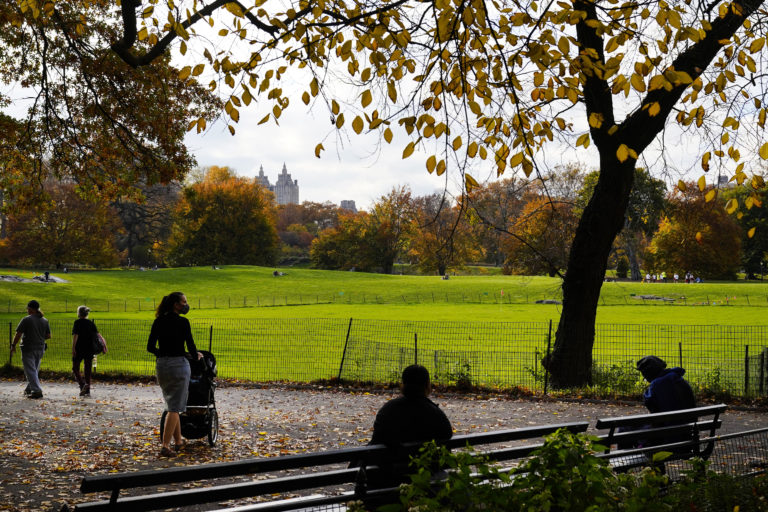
[184,101,466,211]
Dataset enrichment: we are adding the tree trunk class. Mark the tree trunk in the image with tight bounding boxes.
[546,159,635,388]
[625,235,642,281]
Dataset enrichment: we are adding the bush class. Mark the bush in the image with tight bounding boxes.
[616,256,630,279]
[353,429,768,512]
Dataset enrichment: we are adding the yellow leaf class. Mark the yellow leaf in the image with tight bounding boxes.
[465,173,479,192]
[192,64,205,76]
[426,155,436,174]
[452,136,462,151]
[361,90,372,108]
[748,227,756,238]
[705,189,716,202]
[698,175,707,191]
[352,116,364,134]
[648,102,660,117]
[588,113,603,129]
[258,114,270,125]
[384,128,393,144]
[576,133,590,148]
[331,100,340,115]
[759,142,768,160]
[467,141,478,158]
[387,82,397,103]
[725,198,738,214]
[302,91,310,105]
[616,144,630,163]
[310,78,319,97]
[138,27,148,41]
[314,143,324,158]
[678,180,687,191]
[178,66,191,80]
[630,73,646,92]
[335,113,345,128]
[402,142,415,159]
[695,231,703,243]
[229,107,240,122]
[436,159,446,176]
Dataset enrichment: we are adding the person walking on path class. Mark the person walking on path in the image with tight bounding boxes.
[71,305,99,397]
[10,300,51,399]
[146,292,202,457]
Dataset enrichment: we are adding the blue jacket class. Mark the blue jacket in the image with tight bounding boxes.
[643,367,696,413]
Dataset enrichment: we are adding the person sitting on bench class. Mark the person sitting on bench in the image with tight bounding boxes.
[637,355,696,414]
[356,364,453,496]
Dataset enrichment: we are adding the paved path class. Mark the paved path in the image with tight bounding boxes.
[0,379,765,511]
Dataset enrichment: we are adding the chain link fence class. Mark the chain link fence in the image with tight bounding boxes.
[3,318,767,397]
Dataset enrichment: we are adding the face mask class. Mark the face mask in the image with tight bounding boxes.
[179,304,190,315]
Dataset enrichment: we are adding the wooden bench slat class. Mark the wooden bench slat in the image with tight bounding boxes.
[595,404,726,429]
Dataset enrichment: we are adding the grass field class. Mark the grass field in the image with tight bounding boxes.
[1,266,766,396]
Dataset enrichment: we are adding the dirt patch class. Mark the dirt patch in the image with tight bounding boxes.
[0,378,765,511]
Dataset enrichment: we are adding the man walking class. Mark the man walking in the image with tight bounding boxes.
[10,300,51,399]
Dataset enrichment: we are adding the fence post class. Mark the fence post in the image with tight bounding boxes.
[678,342,683,368]
[8,322,12,366]
[544,320,552,395]
[744,345,750,398]
[414,333,418,365]
[337,318,354,381]
[759,349,765,395]
[209,325,213,352]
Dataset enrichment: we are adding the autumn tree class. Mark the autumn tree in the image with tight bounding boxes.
[408,194,478,276]
[723,183,768,278]
[276,201,343,263]
[14,0,768,387]
[503,196,579,277]
[310,212,373,271]
[1,3,221,205]
[113,182,181,266]
[467,178,527,267]
[650,183,742,280]
[369,186,416,274]
[167,170,279,266]
[0,181,122,267]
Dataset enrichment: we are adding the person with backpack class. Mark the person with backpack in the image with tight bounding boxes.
[72,305,101,397]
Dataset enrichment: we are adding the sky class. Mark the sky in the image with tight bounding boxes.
[184,98,465,211]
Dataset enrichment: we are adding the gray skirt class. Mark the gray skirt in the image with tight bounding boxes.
[155,356,190,413]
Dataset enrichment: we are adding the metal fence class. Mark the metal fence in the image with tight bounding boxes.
[4,318,767,397]
[6,289,768,313]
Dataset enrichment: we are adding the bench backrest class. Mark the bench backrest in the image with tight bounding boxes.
[70,421,589,512]
[594,404,727,461]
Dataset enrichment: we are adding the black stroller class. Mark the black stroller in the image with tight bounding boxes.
[160,350,219,446]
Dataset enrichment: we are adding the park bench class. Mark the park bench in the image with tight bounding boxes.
[594,404,727,474]
[60,421,589,512]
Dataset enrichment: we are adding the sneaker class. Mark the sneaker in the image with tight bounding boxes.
[27,392,43,399]
[80,385,90,397]
[159,446,176,457]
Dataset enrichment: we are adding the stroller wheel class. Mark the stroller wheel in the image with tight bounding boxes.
[207,408,218,447]
[159,410,168,441]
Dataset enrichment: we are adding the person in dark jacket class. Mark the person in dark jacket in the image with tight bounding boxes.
[358,365,453,498]
[637,355,696,414]
[71,305,99,397]
[147,292,202,457]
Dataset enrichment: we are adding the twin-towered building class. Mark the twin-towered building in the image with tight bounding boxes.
[256,163,300,205]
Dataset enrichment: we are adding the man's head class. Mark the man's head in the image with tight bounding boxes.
[27,300,40,312]
[637,355,667,382]
[401,364,431,398]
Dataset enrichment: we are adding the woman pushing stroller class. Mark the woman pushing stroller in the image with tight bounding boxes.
[147,292,202,457]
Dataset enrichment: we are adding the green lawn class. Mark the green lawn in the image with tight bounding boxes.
[1,266,766,395]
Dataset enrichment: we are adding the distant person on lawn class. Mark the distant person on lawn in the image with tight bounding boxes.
[356,364,453,497]
[11,300,51,399]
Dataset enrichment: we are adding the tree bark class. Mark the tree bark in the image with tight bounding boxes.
[547,158,635,388]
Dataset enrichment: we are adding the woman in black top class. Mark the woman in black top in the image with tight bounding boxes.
[72,305,98,397]
[147,292,202,457]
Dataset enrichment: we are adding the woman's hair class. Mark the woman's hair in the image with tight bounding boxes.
[156,292,185,318]
[77,305,90,318]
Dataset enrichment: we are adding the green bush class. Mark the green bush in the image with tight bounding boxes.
[616,256,630,279]
[351,429,768,512]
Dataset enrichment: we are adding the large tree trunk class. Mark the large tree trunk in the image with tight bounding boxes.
[546,159,635,388]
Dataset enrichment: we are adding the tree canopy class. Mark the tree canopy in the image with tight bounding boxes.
[9,0,768,387]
